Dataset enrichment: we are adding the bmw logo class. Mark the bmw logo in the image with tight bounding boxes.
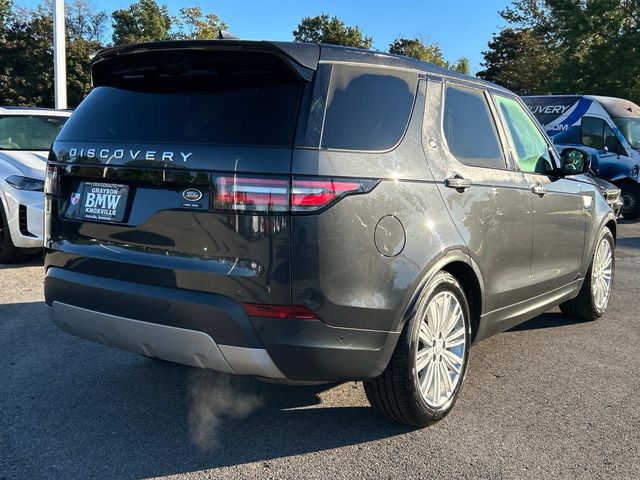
[182,188,203,202]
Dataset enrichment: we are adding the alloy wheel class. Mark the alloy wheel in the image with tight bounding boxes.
[591,237,613,312]
[415,291,467,408]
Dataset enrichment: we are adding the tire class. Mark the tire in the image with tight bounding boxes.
[364,271,472,427]
[0,201,23,264]
[560,228,615,321]
[620,185,640,220]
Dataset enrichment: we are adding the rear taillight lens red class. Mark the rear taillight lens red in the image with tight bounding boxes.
[242,303,318,320]
[212,175,376,214]
[291,178,363,212]
[214,175,289,213]
[44,165,59,196]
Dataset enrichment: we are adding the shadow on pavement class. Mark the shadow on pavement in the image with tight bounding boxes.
[508,311,590,332]
[0,301,411,479]
[0,254,43,270]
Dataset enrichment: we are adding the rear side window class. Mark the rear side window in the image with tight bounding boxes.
[57,51,304,147]
[442,86,505,169]
[321,65,417,151]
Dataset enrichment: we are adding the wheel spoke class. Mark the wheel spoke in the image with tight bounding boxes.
[442,352,461,375]
[418,322,433,345]
[440,362,452,395]
[416,348,433,373]
[443,348,463,367]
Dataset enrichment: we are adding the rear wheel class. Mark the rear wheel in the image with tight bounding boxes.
[620,185,640,219]
[364,271,471,427]
[560,228,614,321]
[0,202,22,264]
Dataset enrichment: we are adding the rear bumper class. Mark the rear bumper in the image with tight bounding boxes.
[44,267,398,381]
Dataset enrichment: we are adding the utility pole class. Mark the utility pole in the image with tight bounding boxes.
[53,0,67,109]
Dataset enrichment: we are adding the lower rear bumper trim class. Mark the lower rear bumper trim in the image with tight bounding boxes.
[49,301,285,378]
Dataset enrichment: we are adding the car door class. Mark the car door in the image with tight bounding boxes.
[492,93,587,297]
[423,81,534,313]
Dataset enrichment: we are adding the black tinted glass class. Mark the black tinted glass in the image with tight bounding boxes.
[443,86,504,168]
[321,65,417,151]
[581,116,605,150]
[59,64,302,147]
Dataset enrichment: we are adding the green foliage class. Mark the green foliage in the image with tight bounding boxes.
[173,6,227,40]
[0,0,107,107]
[293,14,373,49]
[389,37,470,74]
[111,0,171,45]
[0,1,230,107]
[479,0,640,102]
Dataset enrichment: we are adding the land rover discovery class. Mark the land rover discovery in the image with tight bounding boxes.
[45,40,617,427]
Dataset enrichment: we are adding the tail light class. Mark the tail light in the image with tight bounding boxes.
[212,175,377,214]
[44,165,59,196]
[214,175,289,213]
[242,303,318,320]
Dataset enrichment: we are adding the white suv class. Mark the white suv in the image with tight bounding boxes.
[0,107,71,262]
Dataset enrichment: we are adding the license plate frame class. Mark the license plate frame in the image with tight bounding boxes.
[77,182,129,223]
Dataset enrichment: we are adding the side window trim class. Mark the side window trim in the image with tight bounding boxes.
[438,82,509,171]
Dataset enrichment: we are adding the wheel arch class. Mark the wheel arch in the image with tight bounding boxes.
[396,249,485,342]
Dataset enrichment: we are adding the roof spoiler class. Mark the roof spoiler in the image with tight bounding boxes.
[91,40,320,84]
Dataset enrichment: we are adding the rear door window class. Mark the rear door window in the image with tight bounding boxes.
[442,85,505,169]
[321,65,417,151]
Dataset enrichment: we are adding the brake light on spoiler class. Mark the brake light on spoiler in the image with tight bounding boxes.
[213,175,377,213]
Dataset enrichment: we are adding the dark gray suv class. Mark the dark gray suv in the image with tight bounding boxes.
[44,40,617,427]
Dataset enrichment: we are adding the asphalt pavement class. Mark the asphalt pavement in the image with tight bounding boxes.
[1,221,639,480]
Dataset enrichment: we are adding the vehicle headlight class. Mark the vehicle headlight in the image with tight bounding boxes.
[5,175,45,192]
[631,165,639,181]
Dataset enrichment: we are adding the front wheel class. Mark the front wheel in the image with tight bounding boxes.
[560,228,615,321]
[364,271,471,427]
[620,185,640,220]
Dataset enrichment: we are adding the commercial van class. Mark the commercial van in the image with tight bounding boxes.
[45,40,616,426]
[524,95,640,218]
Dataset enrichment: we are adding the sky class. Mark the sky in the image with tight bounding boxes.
[19,0,511,73]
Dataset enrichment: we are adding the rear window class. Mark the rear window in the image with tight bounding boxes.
[57,51,304,147]
[321,65,417,151]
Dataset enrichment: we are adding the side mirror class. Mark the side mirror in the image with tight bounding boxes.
[560,147,591,175]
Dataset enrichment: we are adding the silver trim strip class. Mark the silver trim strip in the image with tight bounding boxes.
[49,302,286,378]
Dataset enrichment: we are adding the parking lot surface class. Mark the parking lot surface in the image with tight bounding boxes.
[1,221,639,480]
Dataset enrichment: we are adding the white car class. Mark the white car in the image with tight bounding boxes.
[0,107,71,262]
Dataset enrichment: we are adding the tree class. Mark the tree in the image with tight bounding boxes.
[111,0,171,45]
[389,37,471,74]
[477,27,556,94]
[293,14,373,49]
[0,0,107,107]
[173,6,228,40]
[479,0,640,102]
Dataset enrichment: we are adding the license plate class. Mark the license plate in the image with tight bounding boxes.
[76,182,129,223]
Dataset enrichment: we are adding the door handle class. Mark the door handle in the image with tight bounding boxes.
[444,176,472,192]
[531,183,549,196]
